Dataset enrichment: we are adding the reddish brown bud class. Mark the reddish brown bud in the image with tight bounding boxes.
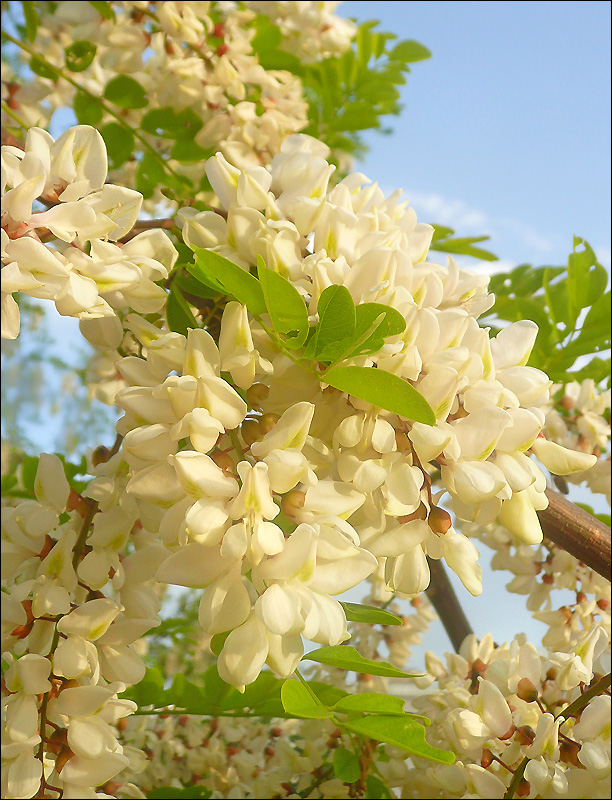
[54,746,75,773]
[481,748,494,768]
[428,506,452,534]
[92,445,112,467]
[516,779,531,798]
[560,395,575,411]
[515,725,536,746]
[499,724,516,740]
[516,678,539,703]
[560,739,582,767]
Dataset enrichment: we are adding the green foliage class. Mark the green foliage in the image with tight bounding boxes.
[74,90,103,125]
[484,237,611,385]
[99,122,134,169]
[141,107,204,141]
[343,715,454,763]
[333,748,361,782]
[64,41,97,72]
[302,645,420,678]
[340,602,403,626]
[281,680,334,719]
[147,788,212,799]
[430,224,498,262]
[87,0,116,21]
[190,248,266,315]
[323,365,435,425]
[250,15,431,165]
[166,284,198,336]
[21,1,38,41]
[257,256,309,349]
[103,74,148,109]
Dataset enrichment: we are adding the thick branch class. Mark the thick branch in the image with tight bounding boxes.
[425,557,474,653]
[539,489,611,581]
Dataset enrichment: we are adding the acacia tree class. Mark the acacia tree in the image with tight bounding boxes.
[1,3,610,799]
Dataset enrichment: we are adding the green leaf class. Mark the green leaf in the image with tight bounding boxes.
[331,101,380,132]
[171,140,210,162]
[280,680,333,719]
[190,248,266,315]
[431,235,497,262]
[121,667,165,707]
[20,455,39,494]
[141,107,203,141]
[343,716,455,763]
[257,256,309,349]
[341,602,402,626]
[147,787,212,799]
[175,270,221,301]
[135,152,165,199]
[103,74,147,109]
[303,645,418,678]
[74,90,103,125]
[22,1,38,42]
[167,285,197,336]
[29,56,58,81]
[390,40,431,63]
[64,41,97,72]
[312,285,356,362]
[99,122,134,169]
[348,303,406,357]
[333,748,361,783]
[365,776,392,799]
[323,366,435,425]
[333,693,407,716]
[87,1,116,21]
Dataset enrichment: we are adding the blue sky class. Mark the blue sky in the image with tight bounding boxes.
[339,0,611,272]
[337,1,611,657]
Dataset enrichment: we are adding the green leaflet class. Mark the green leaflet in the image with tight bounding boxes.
[257,256,309,349]
[99,123,134,169]
[103,75,148,109]
[333,748,361,782]
[311,284,356,362]
[280,680,334,719]
[64,41,97,72]
[333,693,407,716]
[343,716,455,763]
[166,285,197,336]
[190,248,266,315]
[324,365,435,425]
[302,645,419,679]
[341,602,403,626]
[348,302,406,357]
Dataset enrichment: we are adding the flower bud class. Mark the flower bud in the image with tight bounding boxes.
[515,725,536,746]
[516,677,539,703]
[246,383,269,410]
[428,506,452,534]
[281,490,306,519]
[241,418,263,446]
[259,413,280,435]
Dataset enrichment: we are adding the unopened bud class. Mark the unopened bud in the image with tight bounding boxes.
[211,450,236,474]
[54,746,75,774]
[241,418,263,446]
[246,383,269,410]
[428,506,452,534]
[560,395,575,411]
[281,490,305,519]
[92,445,112,467]
[560,739,582,766]
[259,413,280,435]
[481,748,494,768]
[515,725,536,746]
[516,779,531,798]
[516,678,539,703]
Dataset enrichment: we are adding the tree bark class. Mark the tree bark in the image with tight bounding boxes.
[539,489,611,580]
[426,558,474,652]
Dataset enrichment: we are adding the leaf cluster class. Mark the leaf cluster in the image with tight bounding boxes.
[172,248,435,425]
[483,237,610,386]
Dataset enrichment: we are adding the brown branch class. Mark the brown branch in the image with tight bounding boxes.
[1,126,24,148]
[119,218,176,242]
[539,489,611,581]
[425,557,474,653]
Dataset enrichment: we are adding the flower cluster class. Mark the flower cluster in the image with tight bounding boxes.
[1,125,176,339]
[1,452,164,798]
[397,632,611,799]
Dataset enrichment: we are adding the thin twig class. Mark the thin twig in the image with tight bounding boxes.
[539,489,611,580]
[119,218,177,242]
[425,557,474,652]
